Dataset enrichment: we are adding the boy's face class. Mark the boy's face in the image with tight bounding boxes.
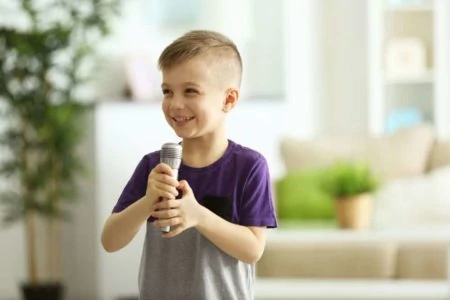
[161,55,237,140]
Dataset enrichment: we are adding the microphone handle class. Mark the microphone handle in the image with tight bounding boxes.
[160,169,179,233]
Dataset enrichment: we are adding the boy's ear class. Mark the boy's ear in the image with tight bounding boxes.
[222,88,239,113]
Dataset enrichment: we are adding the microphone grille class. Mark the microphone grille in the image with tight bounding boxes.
[160,142,182,169]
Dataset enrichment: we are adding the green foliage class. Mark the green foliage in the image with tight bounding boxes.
[0,0,120,226]
[276,169,335,220]
[321,161,379,199]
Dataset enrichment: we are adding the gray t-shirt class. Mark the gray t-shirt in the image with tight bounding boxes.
[113,140,277,300]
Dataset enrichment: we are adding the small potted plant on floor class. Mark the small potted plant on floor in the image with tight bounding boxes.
[321,161,379,229]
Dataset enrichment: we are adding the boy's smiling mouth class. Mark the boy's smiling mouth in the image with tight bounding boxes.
[173,116,195,124]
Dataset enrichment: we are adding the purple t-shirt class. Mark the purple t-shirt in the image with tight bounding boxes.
[113,140,277,228]
[112,140,277,299]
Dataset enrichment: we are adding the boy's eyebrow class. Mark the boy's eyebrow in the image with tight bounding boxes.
[161,82,201,88]
[183,81,200,87]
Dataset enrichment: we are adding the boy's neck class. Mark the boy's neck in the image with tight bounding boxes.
[181,136,229,168]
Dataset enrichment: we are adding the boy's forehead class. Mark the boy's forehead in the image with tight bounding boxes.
[166,55,211,70]
[162,57,214,82]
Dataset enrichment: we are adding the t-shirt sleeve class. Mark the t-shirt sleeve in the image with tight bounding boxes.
[112,156,149,213]
[239,156,278,228]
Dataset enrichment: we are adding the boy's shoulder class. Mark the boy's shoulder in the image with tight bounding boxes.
[143,149,161,160]
[229,140,267,164]
[226,140,270,176]
[140,150,161,169]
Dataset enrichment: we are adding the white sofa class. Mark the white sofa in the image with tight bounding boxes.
[256,125,450,300]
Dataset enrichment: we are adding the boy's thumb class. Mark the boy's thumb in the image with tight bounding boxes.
[179,180,192,194]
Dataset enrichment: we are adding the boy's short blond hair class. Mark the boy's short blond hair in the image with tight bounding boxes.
[158,30,243,87]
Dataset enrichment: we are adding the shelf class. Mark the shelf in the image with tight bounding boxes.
[369,0,450,137]
[385,71,434,84]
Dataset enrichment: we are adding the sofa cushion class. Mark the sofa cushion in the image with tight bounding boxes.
[372,165,450,228]
[280,125,435,181]
[367,125,435,181]
[275,169,335,220]
[257,241,397,279]
[396,242,448,279]
[280,136,367,172]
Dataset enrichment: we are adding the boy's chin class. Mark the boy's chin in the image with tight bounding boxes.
[174,132,203,140]
[173,131,193,139]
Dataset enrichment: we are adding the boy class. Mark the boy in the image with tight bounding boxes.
[101,30,277,300]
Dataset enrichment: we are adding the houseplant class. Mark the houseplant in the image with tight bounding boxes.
[321,161,379,229]
[0,0,120,299]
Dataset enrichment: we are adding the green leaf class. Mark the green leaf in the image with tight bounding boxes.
[0,0,122,224]
[321,161,380,199]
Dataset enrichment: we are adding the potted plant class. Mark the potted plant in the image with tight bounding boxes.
[0,1,120,299]
[321,161,379,229]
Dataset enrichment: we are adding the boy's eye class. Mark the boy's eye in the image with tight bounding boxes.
[185,88,198,94]
[162,89,171,95]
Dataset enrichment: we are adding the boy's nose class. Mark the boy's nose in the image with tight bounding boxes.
[171,95,185,109]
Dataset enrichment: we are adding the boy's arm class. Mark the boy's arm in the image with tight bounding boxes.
[101,196,154,252]
[102,161,179,253]
[153,180,268,264]
[157,202,266,264]
[195,156,274,263]
[196,206,266,264]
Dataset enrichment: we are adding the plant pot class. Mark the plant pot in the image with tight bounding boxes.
[335,193,372,229]
[21,282,64,300]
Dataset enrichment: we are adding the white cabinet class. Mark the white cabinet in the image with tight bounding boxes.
[368,0,450,139]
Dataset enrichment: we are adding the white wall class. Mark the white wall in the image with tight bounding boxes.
[61,113,99,300]
[284,0,325,137]
[95,0,285,102]
[323,0,369,135]
[0,104,26,298]
[434,0,450,139]
[0,224,26,297]
[283,0,369,137]
[246,0,284,98]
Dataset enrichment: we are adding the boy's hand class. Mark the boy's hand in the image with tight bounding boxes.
[146,163,179,208]
[151,180,203,237]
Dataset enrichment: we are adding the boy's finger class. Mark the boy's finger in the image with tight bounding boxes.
[154,163,174,176]
[155,217,181,228]
[156,188,176,200]
[155,183,178,196]
[151,208,179,219]
[155,199,180,209]
[155,174,178,186]
[179,180,192,194]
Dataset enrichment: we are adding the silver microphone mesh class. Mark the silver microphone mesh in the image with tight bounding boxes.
[160,142,182,169]
[159,142,182,233]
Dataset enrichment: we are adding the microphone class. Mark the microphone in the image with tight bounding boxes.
[159,142,182,233]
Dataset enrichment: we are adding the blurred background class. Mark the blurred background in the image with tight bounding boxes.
[1,0,450,299]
